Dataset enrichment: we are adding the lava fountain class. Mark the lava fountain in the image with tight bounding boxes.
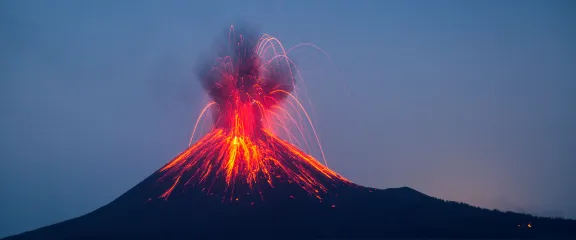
[157,25,349,201]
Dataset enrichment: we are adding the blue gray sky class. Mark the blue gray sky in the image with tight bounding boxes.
[1,0,575,237]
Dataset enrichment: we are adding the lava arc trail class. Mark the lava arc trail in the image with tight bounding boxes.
[156,26,349,201]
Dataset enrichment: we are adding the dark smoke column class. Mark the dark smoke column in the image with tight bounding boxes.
[196,25,295,136]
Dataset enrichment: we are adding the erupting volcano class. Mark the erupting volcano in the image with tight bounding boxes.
[6,25,575,240]
[155,26,348,202]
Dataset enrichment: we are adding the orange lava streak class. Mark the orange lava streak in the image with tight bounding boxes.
[159,127,346,200]
[189,101,216,146]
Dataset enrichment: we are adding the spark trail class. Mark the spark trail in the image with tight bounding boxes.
[157,25,348,201]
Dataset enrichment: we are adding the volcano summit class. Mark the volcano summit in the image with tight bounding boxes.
[153,25,349,202]
[5,26,575,240]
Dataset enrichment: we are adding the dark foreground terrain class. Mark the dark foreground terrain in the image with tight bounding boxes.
[4,161,575,240]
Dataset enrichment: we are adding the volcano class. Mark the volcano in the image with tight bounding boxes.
[4,163,576,239]
[5,26,575,239]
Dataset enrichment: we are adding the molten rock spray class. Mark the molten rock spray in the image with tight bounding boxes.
[156,25,348,202]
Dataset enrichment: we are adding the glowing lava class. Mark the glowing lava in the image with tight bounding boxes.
[157,26,348,200]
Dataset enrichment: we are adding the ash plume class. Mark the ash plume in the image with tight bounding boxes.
[194,24,295,129]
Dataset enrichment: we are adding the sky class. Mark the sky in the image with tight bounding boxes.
[1,0,575,237]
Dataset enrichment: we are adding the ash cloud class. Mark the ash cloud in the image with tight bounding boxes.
[194,23,295,106]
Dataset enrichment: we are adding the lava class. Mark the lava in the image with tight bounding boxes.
[157,25,348,200]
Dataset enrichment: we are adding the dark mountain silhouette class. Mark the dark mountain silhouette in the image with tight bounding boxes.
[4,153,575,240]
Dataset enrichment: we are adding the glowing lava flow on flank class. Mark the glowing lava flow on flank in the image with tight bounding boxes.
[157,26,348,201]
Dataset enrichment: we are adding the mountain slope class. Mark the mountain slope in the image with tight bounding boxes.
[4,133,575,239]
[4,175,575,239]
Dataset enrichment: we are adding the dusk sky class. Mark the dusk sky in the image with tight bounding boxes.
[1,0,575,238]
